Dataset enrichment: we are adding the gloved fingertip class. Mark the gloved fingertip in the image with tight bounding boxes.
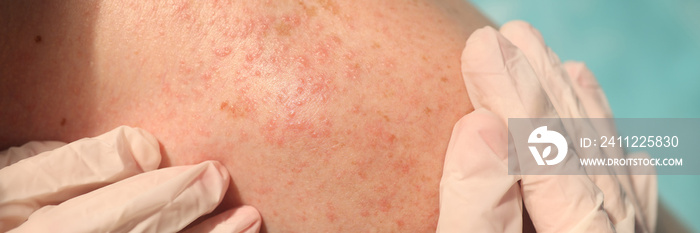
[500,20,546,47]
[119,126,162,172]
[202,160,231,187]
[462,26,506,72]
[462,26,524,110]
[500,20,533,32]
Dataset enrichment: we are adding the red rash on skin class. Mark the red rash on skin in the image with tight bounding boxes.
[325,202,337,223]
[203,2,415,229]
[214,46,233,57]
[204,3,346,152]
[366,119,398,149]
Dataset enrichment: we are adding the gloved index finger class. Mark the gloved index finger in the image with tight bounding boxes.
[10,161,230,233]
[0,126,161,232]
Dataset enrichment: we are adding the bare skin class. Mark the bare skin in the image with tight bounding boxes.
[0,0,492,231]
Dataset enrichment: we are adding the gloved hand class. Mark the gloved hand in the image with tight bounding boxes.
[437,21,657,233]
[0,126,261,233]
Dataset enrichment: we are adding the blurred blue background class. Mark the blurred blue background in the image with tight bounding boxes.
[469,0,700,231]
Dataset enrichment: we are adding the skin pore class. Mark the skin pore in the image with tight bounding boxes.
[0,0,491,231]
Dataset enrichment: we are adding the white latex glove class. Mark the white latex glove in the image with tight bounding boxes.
[437,21,657,233]
[0,126,261,233]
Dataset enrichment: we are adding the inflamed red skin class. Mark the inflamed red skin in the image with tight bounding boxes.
[0,0,491,231]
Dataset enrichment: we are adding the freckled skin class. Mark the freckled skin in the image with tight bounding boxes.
[0,0,492,232]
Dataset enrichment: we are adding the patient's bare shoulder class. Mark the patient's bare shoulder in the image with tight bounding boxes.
[0,0,490,231]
